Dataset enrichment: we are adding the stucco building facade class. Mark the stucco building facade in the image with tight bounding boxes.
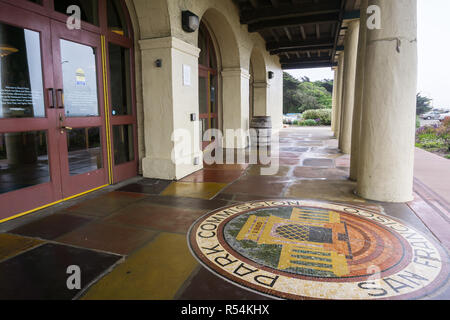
[0,0,420,222]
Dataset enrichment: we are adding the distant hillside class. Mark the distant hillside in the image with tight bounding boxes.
[283,72,333,114]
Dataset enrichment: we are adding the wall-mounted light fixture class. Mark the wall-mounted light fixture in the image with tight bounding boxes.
[182,10,200,33]
[268,71,274,80]
[155,59,162,68]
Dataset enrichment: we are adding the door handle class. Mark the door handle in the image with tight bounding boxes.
[57,89,64,109]
[60,125,73,134]
[47,88,55,109]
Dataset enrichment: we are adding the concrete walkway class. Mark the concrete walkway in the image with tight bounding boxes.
[0,127,448,300]
[414,147,450,202]
[406,148,450,252]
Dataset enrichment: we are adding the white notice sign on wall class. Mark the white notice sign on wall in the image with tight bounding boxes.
[183,65,191,86]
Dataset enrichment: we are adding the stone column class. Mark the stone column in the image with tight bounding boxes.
[252,80,270,117]
[331,67,338,134]
[357,0,418,202]
[221,68,251,149]
[335,53,345,139]
[139,36,203,180]
[338,19,360,154]
[350,0,368,181]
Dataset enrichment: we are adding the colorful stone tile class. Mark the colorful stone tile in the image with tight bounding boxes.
[277,152,302,159]
[10,214,92,240]
[0,243,121,300]
[216,193,288,202]
[56,222,158,255]
[117,179,172,195]
[203,163,249,171]
[180,169,244,183]
[302,158,335,168]
[246,165,293,177]
[295,141,324,147]
[105,203,206,234]
[223,176,287,197]
[335,155,351,168]
[0,233,43,262]
[278,158,301,166]
[177,267,272,300]
[161,182,228,200]
[285,180,364,203]
[66,191,149,217]
[81,233,198,300]
[293,167,348,180]
[139,195,234,212]
[281,147,309,153]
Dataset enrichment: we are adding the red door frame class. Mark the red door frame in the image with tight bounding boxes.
[198,23,219,149]
[0,2,62,220]
[0,0,139,221]
[50,19,109,198]
[101,0,139,184]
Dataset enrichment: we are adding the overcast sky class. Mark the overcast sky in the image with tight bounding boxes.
[287,0,450,110]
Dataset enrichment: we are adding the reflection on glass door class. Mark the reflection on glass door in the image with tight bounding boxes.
[67,127,103,175]
[107,40,137,183]
[0,131,50,194]
[0,5,62,221]
[60,39,99,117]
[0,23,49,194]
[0,25,45,119]
[52,20,108,198]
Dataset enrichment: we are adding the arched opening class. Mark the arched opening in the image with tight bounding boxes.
[199,8,249,149]
[0,0,137,221]
[198,22,219,149]
[249,47,269,117]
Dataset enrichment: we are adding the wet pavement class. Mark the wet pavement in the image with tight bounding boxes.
[0,127,448,300]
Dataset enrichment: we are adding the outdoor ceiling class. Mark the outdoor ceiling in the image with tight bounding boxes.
[233,0,361,69]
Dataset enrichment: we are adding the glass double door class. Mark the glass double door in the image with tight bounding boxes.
[0,3,108,220]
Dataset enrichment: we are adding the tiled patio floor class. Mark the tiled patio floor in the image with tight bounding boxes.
[0,127,448,300]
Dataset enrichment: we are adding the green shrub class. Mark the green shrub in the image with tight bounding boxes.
[416,116,420,129]
[299,119,319,126]
[302,109,332,125]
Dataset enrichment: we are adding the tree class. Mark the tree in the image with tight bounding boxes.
[283,72,303,113]
[314,79,334,94]
[283,72,333,114]
[416,93,432,115]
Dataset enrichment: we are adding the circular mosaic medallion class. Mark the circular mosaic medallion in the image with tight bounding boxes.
[188,200,449,300]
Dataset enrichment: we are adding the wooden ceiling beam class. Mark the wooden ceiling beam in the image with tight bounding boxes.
[282,61,333,69]
[299,25,307,40]
[270,44,334,55]
[284,27,292,41]
[330,0,347,63]
[248,12,340,32]
[249,0,259,8]
[269,0,280,8]
[240,0,341,25]
[280,57,331,64]
[267,38,335,51]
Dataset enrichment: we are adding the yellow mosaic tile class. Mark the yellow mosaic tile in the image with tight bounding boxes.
[81,233,198,300]
[0,233,43,261]
[161,182,228,199]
